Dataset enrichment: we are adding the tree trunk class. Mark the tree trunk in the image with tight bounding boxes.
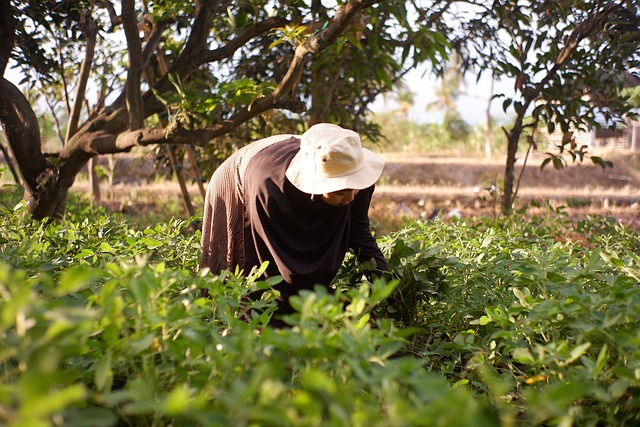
[0,0,16,77]
[0,79,102,219]
[186,146,206,198]
[166,146,195,217]
[501,129,520,213]
[64,13,99,207]
[122,0,144,130]
[88,157,101,203]
[65,14,97,143]
[0,137,22,185]
[0,79,55,207]
[484,78,494,159]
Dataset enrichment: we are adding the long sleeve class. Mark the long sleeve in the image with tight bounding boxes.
[348,186,388,271]
[244,138,350,291]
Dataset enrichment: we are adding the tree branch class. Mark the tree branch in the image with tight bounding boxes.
[65,1,379,160]
[65,12,97,142]
[122,0,144,130]
[97,0,122,31]
[194,16,290,66]
[272,0,381,99]
[0,78,52,195]
[529,4,616,107]
[72,98,306,155]
[173,0,232,73]
[109,0,228,112]
[141,19,166,69]
[0,0,16,77]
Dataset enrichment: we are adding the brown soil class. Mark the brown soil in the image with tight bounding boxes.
[5,150,638,234]
[370,151,640,233]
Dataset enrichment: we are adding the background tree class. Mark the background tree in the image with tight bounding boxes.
[451,0,640,212]
[3,0,638,220]
[426,53,470,143]
[0,0,448,220]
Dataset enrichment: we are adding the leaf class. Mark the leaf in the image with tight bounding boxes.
[369,280,398,305]
[62,407,119,427]
[603,313,622,329]
[592,344,607,379]
[94,352,113,392]
[545,271,565,283]
[57,266,101,295]
[609,379,631,400]
[99,242,115,254]
[269,39,284,49]
[129,277,149,307]
[469,315,493,326]
[534,31,547,50]
[557,342,591,367]
[600,252,624,267]
[525,374,548,385]
[21,382,86,418]
[514,101,523,114]
[163,385,191,415]
[129,334,155,354]
[140,237,163,249]
[300,369,337,397]
[512,348,536,364]
[348,297,366,316]
[547,121,556,133]
[540,157,551,171]
[552,156,565,170]
[512,287,532,309]
[452,379,469,389]
[590,156,613,169]
[354,313,370,329]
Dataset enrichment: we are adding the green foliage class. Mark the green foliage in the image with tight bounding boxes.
[393,213,640,425]
[1,196,640,426]
[450,0,640,210]
[11,0,450,155]
[369,111,509,155]
[335,224,452,327]
[269,25,310,48]
[0,198,497,426]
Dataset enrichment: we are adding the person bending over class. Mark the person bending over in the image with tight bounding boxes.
[201,123,388,324]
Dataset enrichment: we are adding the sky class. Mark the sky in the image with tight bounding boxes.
[370,64,514,126]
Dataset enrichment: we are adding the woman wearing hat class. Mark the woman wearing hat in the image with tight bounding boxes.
[201,123,388,322]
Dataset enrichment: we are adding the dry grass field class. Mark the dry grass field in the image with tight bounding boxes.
[372,151,640,233]
[56,149,639,235]
[3,149,638,234]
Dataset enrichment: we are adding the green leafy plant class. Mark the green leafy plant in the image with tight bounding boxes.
[1,196,639,426]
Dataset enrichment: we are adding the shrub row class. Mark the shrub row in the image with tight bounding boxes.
[1,192,639,426]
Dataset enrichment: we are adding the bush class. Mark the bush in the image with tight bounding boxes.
[1,195,639,426]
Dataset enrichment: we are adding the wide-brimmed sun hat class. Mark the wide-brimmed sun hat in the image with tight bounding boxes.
[285,123,385,195]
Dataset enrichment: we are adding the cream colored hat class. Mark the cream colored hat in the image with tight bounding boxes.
[285,123,385,195]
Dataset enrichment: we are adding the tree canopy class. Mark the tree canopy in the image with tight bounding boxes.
[1,0,449,218]
[461,0,640,211]
[1,0,638,218]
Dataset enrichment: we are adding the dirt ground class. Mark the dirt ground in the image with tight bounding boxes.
[3,150,639,234]
[370,151,640,233]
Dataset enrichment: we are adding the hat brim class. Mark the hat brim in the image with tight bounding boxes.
[286,148,385,195]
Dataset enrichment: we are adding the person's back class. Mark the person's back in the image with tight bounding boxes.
[200,123,387,325]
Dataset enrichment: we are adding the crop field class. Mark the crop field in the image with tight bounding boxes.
[1,178,640,426]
